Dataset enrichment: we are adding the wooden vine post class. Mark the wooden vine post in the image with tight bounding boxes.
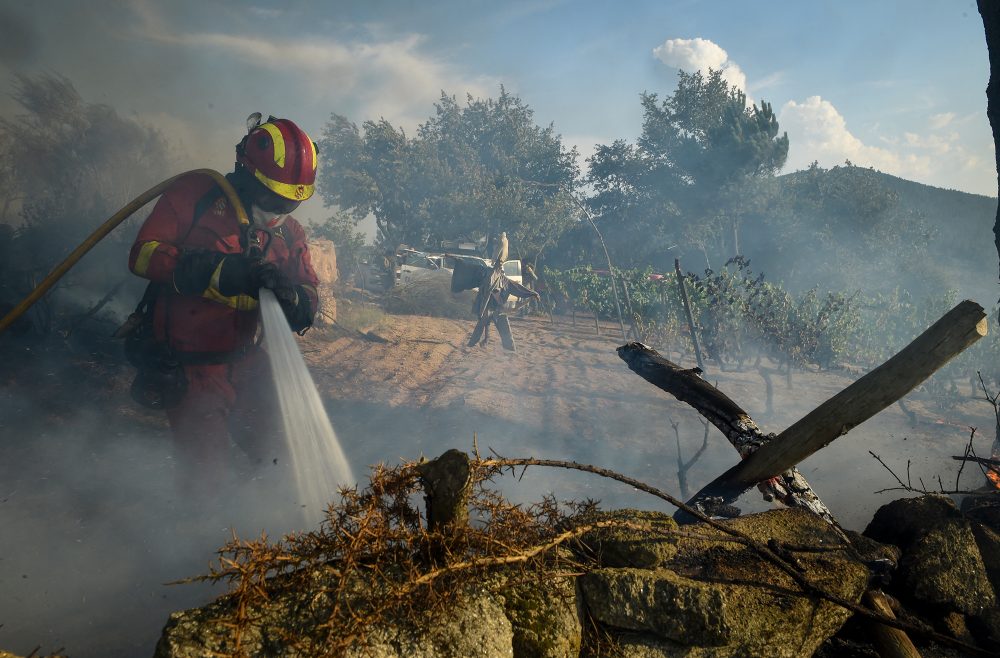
[674,258,705,373]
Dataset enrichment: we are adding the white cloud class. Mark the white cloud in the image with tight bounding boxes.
[780,95,931,176]
[652,37,747,93]
[779,95,994,194]
[929,112,956,130]
[132,4,497,131]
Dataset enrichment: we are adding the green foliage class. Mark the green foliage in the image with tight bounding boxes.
[318,88,579,262]
[0,73,172,334]
[544,257,1000,414]
[585,69,788,269]
[312,212,369,278]
[750,163,943,294]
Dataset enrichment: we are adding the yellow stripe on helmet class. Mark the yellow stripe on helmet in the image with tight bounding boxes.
[260,122,286,168]
[133,240,160,277]
[253,168,314,201]
[310,139,318,171]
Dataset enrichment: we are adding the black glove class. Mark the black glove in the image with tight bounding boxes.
[249,262,294,301]
[250,262,314,331]
[174,251,262,298]
[173,251,225,295]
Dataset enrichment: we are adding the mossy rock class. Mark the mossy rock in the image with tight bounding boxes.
[864,494,962,549]
[155,570,515,658]
[900,524,996,616]
[584,508,869,658]
[502,570,582,658]
[580,567,731,645]
[575,509,679,568]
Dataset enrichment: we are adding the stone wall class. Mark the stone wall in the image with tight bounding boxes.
[308,238,337,324]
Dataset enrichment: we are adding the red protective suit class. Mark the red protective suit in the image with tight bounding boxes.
[128,171,320,488]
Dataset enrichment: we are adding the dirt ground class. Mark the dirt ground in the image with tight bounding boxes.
[304,310,998,531]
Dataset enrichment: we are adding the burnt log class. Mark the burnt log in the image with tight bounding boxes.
[616,342,838,526]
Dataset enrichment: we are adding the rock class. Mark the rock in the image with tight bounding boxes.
[864,494,962,548]
[345,588,514,658]
[576,509,679,568]
[502,571,582,658]
[601,632,691,657]
[972,521,1000,592]
[309,238,338,324]
[962,494,1000,533]
[583,508,869,658]
[900,524,996,615]
[941,611,975,644]
[864,495,997,616]
[580,567,731,645]
[842,529,901,571]
[155,579,514,658]
[969,606,1000,647]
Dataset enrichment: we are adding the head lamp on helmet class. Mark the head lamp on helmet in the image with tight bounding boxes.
[236,114,318,202]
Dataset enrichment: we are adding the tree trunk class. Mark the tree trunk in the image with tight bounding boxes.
[978,0,1000,280]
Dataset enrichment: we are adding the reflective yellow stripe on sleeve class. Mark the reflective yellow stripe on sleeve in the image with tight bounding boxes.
[133,241,160,277]
[201,258,259,310]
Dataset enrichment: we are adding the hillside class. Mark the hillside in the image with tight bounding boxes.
[748,166,998,300]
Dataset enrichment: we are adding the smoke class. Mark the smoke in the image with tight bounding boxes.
[0,335,327,656]
[0,7,38,67]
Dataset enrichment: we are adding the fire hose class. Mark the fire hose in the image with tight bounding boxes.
[0,169,248,335]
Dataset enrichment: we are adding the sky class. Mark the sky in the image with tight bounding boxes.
[0,0,994,228]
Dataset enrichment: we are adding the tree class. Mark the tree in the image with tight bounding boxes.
[0,73,171,333]
[312,212,368,280]
[318,114,412,249]
[586,69,788,269]
[317,88,580,263]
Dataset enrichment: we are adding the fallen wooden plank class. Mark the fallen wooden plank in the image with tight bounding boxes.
[688,299,987,507]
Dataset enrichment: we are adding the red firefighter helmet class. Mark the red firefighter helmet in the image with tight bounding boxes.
[237,115,318,202]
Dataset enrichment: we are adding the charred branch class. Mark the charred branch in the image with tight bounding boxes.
[690,300,987,508]
[615,342,839,526]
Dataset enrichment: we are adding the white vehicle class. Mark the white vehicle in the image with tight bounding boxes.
[396,250,452,286]
[501,259,525,308]
[501,259,523,286]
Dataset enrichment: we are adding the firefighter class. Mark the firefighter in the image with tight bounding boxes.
[126,114,320,491]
